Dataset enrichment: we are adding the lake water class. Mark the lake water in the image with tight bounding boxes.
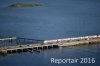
[0,0,100,66]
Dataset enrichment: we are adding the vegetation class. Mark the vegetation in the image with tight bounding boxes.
[8,3,44,7]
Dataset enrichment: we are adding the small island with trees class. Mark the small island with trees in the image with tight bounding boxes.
[8,3,44,7]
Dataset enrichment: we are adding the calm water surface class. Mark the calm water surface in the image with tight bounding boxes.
[0,0,100,66]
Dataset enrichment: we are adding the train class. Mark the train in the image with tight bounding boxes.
[43,35,100,44]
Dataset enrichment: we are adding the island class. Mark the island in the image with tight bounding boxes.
[8,3,44,7]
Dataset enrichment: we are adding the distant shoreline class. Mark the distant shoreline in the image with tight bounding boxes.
[8,3,44,7]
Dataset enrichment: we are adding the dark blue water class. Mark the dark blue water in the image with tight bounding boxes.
[0,0,100,66]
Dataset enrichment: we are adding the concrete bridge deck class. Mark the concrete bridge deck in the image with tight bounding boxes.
[0,35,100,55]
